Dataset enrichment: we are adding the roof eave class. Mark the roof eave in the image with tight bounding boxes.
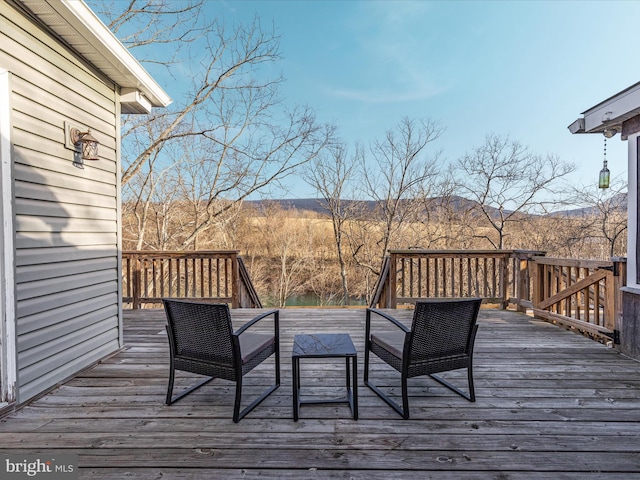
[569,81,640,139]
[20,0,171,111]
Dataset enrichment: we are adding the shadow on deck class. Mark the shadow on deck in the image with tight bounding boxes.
[1,307,640,479]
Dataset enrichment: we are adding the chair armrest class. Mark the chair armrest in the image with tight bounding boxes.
[235,309,280,336]
[366,308,410,333]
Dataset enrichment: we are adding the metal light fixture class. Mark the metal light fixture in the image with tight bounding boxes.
[70,127,99,160]
[599,130,610,189]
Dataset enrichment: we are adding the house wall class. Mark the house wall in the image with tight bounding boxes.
[0,2,122,403]
[620,132,640,360]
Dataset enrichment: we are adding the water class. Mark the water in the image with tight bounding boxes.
[263,293,367,307]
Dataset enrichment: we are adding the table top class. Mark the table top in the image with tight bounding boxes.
[292,333,357,358]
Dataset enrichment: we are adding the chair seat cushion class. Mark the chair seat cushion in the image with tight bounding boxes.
[239,332,275,364]
[371,331,405,358]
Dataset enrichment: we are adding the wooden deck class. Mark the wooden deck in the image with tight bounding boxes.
[2,307,640,479]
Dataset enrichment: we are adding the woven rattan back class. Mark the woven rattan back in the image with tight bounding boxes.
[163,299,235,366]
[408,298,481,362]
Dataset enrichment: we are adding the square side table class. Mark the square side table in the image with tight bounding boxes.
[292,333,358,421]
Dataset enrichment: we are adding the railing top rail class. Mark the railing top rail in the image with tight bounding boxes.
[532,256,615,268]
[389,249,509,254]
[389,249,520,257]
[123,250,240,257]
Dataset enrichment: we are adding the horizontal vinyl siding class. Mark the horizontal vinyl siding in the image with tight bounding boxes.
[18,340,119,402]
[17,293,118,338]
[1,3,122,403]
[15,245,116,266]
[15,257,117,283]
[17,304,118,351]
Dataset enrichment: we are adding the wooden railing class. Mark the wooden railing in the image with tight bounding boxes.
[371,249,626,345]
[531,256,626,344]
[371,249,544,310]
[122,251,262,309]
[121,248,627,345]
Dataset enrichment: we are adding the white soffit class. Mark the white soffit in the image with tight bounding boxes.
[19,0,172,113]
[569,81,640,138]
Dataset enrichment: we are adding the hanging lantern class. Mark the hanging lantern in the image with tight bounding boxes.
[599,160,610,189]
[599,132,610,189]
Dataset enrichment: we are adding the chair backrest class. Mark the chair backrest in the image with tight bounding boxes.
[163,299,235,365]
[408,298,482,362]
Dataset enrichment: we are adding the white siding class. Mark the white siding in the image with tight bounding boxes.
[0,67,17,404]
[1,2,122,403]
[628,134,639,288]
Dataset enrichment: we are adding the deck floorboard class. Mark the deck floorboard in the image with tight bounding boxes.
[2,307,640,479]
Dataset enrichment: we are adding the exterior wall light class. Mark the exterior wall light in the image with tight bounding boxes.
[70,127,99,160]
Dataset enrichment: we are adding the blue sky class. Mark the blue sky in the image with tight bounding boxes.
[217,0,638,198]
[128,0,640,198]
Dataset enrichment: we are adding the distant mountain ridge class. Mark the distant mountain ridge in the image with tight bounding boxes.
[246,194,627,218]
[246,196,502,216]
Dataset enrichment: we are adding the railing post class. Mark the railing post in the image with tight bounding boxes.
[603,269,615,332]
[516,254,529,312]
[512,250,546,312]
[389,252,398,308]
[231,252,240,309]
[611,257,627,345]
[531,257,543,317]
[500,253,509,310]
[132,252,141,310]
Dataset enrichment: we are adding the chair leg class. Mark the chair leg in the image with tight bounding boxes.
[364,358,407,419]
[365,377,407,419]
[429,366,475,402]
[275,344,281,386]
[166,370,215,405]
[401,375,410,420]
[364,345,370,383]
[233,354,281,423]
[365,346,409,419]
[166,366,175,405]
[233,377,243,423]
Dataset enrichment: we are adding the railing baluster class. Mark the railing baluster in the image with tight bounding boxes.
[467,257,472,298]
[417,257,422,297]
[208,257,213,298]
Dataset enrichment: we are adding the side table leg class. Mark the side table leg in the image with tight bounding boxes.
[352,356,358,420]
[293,357,299,422]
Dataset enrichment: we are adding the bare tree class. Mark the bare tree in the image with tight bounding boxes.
[565,178,628,259]
[258,203,311,307]
[455,134,575,249]
[91,1,334,250]
[352,117,443,281]
[98,0,208,67]
[303,141,358,305]
[122,164,181,250]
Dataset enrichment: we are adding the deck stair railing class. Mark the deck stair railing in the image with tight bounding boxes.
[122,250,262,309]
[531,256,626,344]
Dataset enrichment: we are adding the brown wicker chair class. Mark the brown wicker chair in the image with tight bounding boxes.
[364,298,482,419]
[163,299,280,422]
